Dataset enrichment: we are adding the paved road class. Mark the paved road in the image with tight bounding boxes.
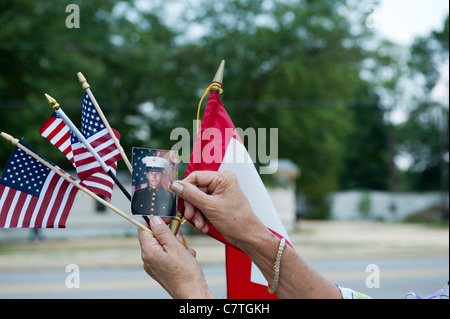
[0,256,447,299]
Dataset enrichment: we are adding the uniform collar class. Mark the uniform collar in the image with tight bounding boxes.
[148,185,163,193]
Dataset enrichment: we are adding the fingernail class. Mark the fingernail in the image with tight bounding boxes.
[171,181,184,195]
[151,214,163,226]
[176,232,183,242]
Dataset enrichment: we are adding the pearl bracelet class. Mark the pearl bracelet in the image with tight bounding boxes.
[268,237,286,294]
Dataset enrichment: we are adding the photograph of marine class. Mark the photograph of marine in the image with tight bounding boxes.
[131,154,176,217]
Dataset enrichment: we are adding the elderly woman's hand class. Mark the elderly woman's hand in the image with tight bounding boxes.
[171,171,263,249]
[138,215,213,299]
[172,171,343,299]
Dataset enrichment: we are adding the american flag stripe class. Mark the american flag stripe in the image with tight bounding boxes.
[52,130,71,151]
[28,171,61,228]
[7,191,27,228]
[39,116,74,164]
[86,130,121,163]
[72,130,120,177]
[1,189,20,228]
[14,194,39,228]
[42,180,76,228]
[73,129,120,155]
[72,157,117,178]
[0,171,78,229]
[80,171,115,199]
[72,154,119,172]
[89,133,116,149]
[12,194,35,228]
[55,183,77,227]
[39,116,62,138]
[44,121,68,144]
[0,186,15,227]
[72,146,111,164]
[81,172,114,188]
[34,172,77,228]
[40,177,66,227]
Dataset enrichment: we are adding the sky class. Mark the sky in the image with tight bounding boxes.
[375,0,449,46]
[372,0,449,115]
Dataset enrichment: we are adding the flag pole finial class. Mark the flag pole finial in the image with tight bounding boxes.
[77,72,90,90]
[210,60,225,93]
[0,131,19,146]
[45,93,60,110]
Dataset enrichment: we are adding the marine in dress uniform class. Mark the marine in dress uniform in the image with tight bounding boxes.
[131,156,176,217]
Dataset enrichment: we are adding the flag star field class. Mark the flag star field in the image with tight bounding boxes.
[81,92,105,137]
[0,147,50,197]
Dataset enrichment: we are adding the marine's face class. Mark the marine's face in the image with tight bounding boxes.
[146,171,162,189]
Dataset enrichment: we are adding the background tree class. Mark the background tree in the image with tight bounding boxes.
[397,15,449,219]
[339,85,390,190]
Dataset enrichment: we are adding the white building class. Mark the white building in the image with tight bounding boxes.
[330,190,448,221]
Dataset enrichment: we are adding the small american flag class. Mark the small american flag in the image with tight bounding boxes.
[39,91,122,200]
[0,142,78,228]
[39,112,74,164]
[72,91,122,178]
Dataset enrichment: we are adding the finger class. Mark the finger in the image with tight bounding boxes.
[150,215,180,251]
[187,247,197,258]
[198,186,208,194]
[183,202,208,233]
[192,209,206,230]
[201,217,209,233]
[175,230,185,245]
[138,222,162,258]
[194,210,210,233]
[186,207,208,233]
[172,180,213,213]
[184,201,195,220]
[184,171,234,196]
[138,221,156,247]
[182,170,219,187]
[175,231,196,257]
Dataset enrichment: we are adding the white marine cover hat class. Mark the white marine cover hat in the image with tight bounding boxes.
[142,156,169,172]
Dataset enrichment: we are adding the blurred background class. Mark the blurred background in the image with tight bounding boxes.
[0,0,448,299]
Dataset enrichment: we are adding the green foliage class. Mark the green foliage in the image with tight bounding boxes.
[339,85,390,190]
[397,15,449,192]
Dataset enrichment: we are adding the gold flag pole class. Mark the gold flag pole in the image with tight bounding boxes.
[77,72,133,174]
[0,131,152,234]
[169,60,225,236]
